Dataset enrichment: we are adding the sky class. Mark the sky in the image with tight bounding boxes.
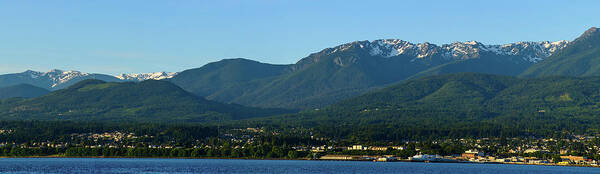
[0,0,598,75]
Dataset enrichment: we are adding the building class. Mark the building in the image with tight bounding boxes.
[561,155,587,163]
[391,146,404,150]
[369,146,388,151]
[320,155,357,160]
[349,145,368,150]
[377,157,397,162]
[461,149,484,159]
[496,158,511,163]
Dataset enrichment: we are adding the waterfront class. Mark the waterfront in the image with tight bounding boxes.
[0,158,598,173]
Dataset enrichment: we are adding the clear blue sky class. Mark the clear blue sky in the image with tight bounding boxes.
[0,0,598,75]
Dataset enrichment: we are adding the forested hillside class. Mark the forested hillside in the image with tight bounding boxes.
[247,73,600,141]
[0,79,291,122]
[0,84,50,99]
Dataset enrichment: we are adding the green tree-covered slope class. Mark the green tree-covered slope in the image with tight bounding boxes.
[168,58,291,102]
[0,84,50,99]
[253,73,600,140]
[0,79,290,122]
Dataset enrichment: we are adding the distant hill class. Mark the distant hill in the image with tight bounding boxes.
[169,58,291,102]
[0,84,50,99]
[0,79,290,122]
[521,27,600,77]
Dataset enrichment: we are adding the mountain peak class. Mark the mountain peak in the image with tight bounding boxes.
[583,27,599,35]
[576,27,600,41]
[520,27,600,78]
[463,40,482,45]
[48,69,63,73]
[66,79,107,90]
[24,70,39,73]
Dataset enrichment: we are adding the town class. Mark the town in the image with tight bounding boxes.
[0,127,599,167]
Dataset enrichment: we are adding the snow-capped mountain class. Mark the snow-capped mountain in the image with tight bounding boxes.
[25,69,92,88]
[0,69,177,90]
[0,69,122,90]
[327,39,569,63]
[115,72,178,81]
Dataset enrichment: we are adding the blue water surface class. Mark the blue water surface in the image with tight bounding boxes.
[0,158,598,174]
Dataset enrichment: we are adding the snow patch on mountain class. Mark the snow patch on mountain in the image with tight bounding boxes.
[22,69,92,88]
[17,70,177,89]
[115,72,178,81]
[329,39,569,63]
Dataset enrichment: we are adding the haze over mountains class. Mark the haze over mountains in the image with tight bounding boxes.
[0,27,599,114]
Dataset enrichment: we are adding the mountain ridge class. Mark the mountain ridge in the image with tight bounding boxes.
[521,27,600,77]
[169,38,572,109]
[324,39,568,63]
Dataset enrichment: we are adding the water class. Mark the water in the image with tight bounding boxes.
[0,158,597,174]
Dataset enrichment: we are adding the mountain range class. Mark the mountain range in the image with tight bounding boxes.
[169,38,569,109]
[1,27,598,111]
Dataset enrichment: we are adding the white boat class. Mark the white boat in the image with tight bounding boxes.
[409,154,455,162]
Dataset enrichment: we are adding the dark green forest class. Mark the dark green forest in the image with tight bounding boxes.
[240,73,600,141]
[0,79,291,122]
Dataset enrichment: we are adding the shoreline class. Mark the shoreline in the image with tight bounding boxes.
[0,155,306,161]
[1,156,598,168]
